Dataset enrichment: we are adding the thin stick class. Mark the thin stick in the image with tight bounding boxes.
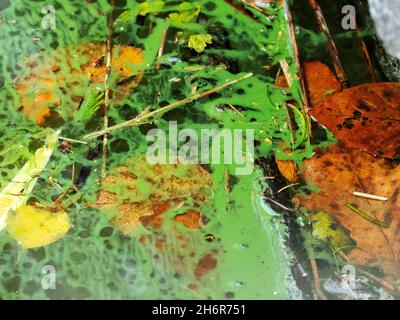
[102,1,115,179]
[356,25,377,83]
[263,196,295,212]
[184,65,227,72]
[83,73,253,140]
[278,183,300,194]
[279,58,293,87]
[307,0,349,88]
[308,247,328,300]
[71,162,76,187]
[227,104,244,117]
[156,26,168,70]
[59,136,88,145]
[353,191,388,202]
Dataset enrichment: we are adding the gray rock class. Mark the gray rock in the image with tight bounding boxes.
[368,0,400,81]
[368,0,400,58]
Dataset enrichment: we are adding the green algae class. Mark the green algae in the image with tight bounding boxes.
[0,0,328,299]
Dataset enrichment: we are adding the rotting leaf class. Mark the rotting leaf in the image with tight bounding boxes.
[15,44,144,125]
[310,83,400,158]
[297,143,400,280]
[96,156,212,237]
[96,156,218,282]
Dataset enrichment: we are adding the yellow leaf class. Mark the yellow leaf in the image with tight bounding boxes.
[7,205,70,249]
[0,130,59,231]
[188,34,212,53]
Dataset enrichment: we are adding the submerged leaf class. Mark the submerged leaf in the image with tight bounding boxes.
[15,44,144,125]
[7,205,70,249]
[96,156,212,237]
[310,83,400,158]
[311,211,354,251]
[297,144,400,279]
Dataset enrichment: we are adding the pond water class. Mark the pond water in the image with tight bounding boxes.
[0,0,308,299]
[0,0,396,300]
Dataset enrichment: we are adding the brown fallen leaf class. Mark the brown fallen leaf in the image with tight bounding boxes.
[297,143,400,280]
[275,153,299,183]
[96,157,212,236]
[96,156,218,282]
[15,43,144,125]
[310,83,400,158]
[276,61,342,106]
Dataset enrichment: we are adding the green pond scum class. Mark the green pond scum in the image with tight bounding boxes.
[0,0,340,299]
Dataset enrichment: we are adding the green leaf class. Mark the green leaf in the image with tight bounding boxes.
[188,34,212,53]
[346,204,390,228]
[169,2,200,23]
[138,0,165,16]
[114,1,165,28]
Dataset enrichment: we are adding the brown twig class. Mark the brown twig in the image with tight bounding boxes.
[184,65,227,72]
[156,26,168,70]
[83,73,253,140]
[71,162,76,186]
[308,247,328,300]
[307,0,349,88]
[356,25,377,83]
[263,196,295,212]
[279,58,293,87]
